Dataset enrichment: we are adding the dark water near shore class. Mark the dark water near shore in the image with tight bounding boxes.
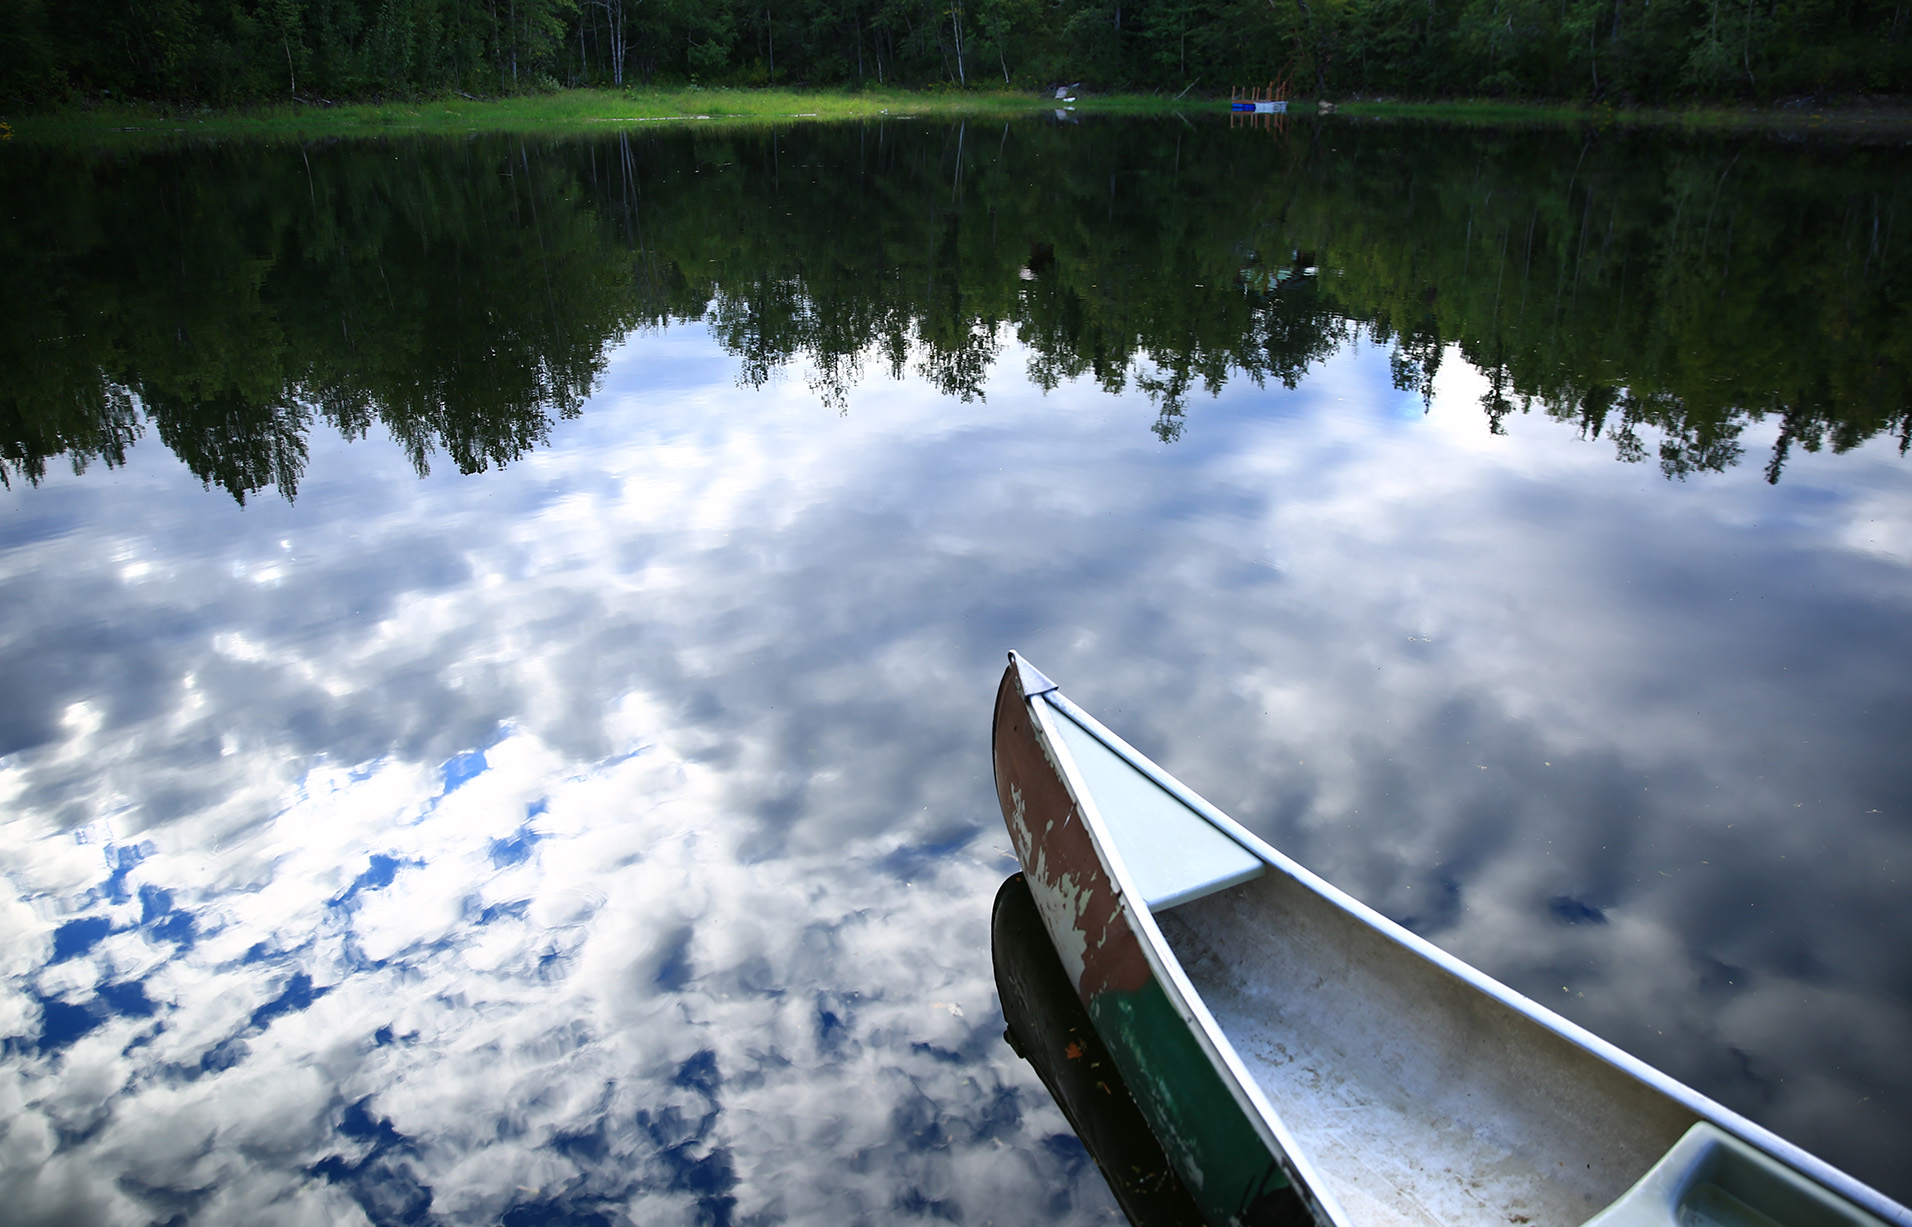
[1,117,1908,1224]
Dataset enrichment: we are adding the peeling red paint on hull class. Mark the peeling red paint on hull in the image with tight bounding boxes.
[991,663,1311,1227]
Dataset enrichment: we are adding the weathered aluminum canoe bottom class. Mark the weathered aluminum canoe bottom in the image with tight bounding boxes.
[1158,873,1701,1227]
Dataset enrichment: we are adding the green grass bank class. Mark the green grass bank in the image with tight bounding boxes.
[5,87,1907,144]
[3,87,1185,142]
[1333,95,1912,136]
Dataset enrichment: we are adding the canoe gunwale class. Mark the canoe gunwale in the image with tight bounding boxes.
[1020,683,1347,1227]
[1039,682,1912,1227]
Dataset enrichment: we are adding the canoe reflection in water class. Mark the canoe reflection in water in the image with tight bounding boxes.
[988,653,1908,1227]
[994,871,1207,1226]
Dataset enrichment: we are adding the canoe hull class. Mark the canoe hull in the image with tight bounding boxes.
[991,665,1313,1227]
[993,871,1206,1225]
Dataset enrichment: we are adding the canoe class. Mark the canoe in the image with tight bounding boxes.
[989,652,1909,1227]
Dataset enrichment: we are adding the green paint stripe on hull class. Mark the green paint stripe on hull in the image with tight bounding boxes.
[1088,978,1292,1226]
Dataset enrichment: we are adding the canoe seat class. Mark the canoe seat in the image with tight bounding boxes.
[1583,1122,1887,1227]
[1047,704,1265,911]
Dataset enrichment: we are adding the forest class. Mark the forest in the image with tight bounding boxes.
[0,0,1905,108]
[3,120,1906,501]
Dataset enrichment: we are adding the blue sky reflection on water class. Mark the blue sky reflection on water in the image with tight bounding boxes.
[2,321,1911,1224]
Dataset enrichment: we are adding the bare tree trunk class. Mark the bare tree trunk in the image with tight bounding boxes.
[613,0,625,86]
[952,1,967,86]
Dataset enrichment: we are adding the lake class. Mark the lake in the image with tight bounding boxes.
[1,114,1908,1226]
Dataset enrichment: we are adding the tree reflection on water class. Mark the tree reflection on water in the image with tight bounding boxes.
[4,118,1905,503]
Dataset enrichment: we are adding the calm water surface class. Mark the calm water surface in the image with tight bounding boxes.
[2,118,1909,1225]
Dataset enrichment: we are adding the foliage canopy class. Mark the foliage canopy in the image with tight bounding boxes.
[0,0,1906,106]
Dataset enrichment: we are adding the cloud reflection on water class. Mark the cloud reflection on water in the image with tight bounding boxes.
[1,323,1909,1222]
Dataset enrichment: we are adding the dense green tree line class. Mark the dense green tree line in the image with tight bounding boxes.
[2,119,1905,501]
[0,0,1904,105]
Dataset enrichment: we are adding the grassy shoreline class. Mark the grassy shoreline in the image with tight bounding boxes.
[4,87,1168,141]
[6,86,1908,142]
[1333,96,1912,136]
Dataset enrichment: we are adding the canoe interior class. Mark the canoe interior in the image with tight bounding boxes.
[1154,872,1700,1227]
